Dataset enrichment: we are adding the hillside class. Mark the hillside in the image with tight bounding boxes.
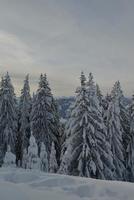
[0,168,134,200]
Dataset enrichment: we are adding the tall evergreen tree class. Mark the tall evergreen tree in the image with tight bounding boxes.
[19,74,31,149]
[116,82,130,159]
[59,118,66,149]
[49,142,58,173]
[40,142,48,172]
[107,82,125,180]
[0,73,18,158]
[31,74,60,161]
[27,133,40,169]
[102,93,112,125]
[59,72,114,179]
[22,149,28,169]
[111,81,130,179]
[87,73,114,180]
[96,84,103,106]
[126,94,134,181]
[16,75,31,165]
[60,103,76,161]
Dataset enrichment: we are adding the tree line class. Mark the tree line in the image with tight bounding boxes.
[0,72,134,182]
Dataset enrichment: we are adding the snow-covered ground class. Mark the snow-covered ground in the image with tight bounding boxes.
[0,168,134,200]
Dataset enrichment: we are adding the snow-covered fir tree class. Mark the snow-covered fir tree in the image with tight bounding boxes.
[59,144,73,175]
[60,102,76,160]
[59,118,66,147]
[117,82,130,160]
[107,82,125,180]
[27,133,40,170]
[59,72,114,179]
[102,93,112,125]
[0,148,3,167]
[111,81,130,180]
[96,84,103,106]
[111,81,130,151]
[3,145,16,168]
[0,73,18,157]
[31,74,60,161]
[19,74,31,149]
[22,149,28,169]
[87,73,114,180]
[16,75,31,165]
[126,94,134,181]
[49,142,58,173]
[40,142,48,172]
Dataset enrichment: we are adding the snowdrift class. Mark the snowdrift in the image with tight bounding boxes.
[0,168,134,200]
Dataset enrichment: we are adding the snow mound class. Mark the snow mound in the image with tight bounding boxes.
[5,171,40,183]
[31,177,75,188]
[0,168,134,200]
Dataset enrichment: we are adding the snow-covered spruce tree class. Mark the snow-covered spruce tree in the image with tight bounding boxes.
[22,149,28,169]
[96,84,103,107]
[51,96,61,162]
[0,73,18,158]
[59,144,73,175]
[107,82,125,180]
[49,142,58,173]
[31,74,60,161]
[111,81,130,180]
[102,93,112,125]
[126,94,134,181]
[40,142,48,172]
[16,75,31,165]
[0,148,3,167]
[59,72,114,179]
[27,133,40,170]
[3,145,16,168]
[60,96,80,162]
[0,77,4,166]
[111,81,130,156]
[60,101,76,155]
[86,73,114,180]
[59,118,66,147]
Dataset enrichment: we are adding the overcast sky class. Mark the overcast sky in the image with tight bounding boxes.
[0,0,134,96]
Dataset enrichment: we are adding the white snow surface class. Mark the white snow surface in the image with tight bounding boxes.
[0,168,134,200]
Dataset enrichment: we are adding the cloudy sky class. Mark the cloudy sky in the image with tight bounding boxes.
[0,0,134,96]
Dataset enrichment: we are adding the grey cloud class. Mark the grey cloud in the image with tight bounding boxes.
[0,0,133,96]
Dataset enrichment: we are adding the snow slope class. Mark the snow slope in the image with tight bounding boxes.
[0,168,134,200]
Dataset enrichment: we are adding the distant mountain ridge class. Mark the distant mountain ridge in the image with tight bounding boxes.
[56,96,131,119]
